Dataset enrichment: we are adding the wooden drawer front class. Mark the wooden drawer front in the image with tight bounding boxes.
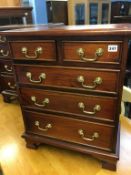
[24,110,115,151]
[10,41,56,61]
[0,44,11,59]
[20,87,117,122]
[62,42,122,64]
[0,60,13,74]
[0,75,16,91]
[15,65,119,94]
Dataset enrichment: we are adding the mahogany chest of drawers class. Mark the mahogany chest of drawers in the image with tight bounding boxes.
[3,24,131,171]
[0,25,32,103]
[0,31,17,102]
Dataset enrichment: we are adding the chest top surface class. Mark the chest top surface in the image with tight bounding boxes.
[1,23,131,37]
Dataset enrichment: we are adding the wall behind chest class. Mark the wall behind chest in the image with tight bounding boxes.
[0,0,21,6]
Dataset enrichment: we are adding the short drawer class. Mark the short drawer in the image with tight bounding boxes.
[62,41,122,65]
[24,110,115,151]
[0,60,13,74]
[0,43,11,59]
[10,41,56,61]
[15,65,120,94]
[0,74,16,91]
[20,87,117,122]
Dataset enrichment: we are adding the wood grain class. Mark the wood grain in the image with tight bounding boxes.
[23,110,115,151]
[62,41,122,63]
[10,41,56,60]
[15,65,119,94]
[20,87,118,122]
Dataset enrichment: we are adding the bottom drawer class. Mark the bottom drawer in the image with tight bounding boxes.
[23,110,115,151]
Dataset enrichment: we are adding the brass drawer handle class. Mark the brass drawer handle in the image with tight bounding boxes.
[77,48,104,62]
[78,129,99,141]
[35,121,52,131]
[24,12,28,16]
[0,49,9,57]
[77,75,102,89]
[8,82,16,89]
[26,72,46,84]
[4,65,13,72]
[0,36,6,43]
[21,47,43,59]
[31,96,49,107]
[78,102,101,115]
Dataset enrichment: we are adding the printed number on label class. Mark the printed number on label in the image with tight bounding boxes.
[108,45,118,52]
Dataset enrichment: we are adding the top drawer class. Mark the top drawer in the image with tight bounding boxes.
[62,41,122,65]
[10,41,56,61]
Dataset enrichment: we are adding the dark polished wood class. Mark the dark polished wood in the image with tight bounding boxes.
[0,60,13,74]
[3,23,131,36]
[0,7,33,25]
[15,65,119,95]
[3,24,131,171]
[10,41,56,60]
[62,41,122,64]
[112,16,131,24]
[0,42,11,58]
[20,87,117,122]
[111,1,131,23]
[23,110,115,152]
[46,1,68,25]
[0,24,65,102]
[0,74,16,91]
[0,30,17,103]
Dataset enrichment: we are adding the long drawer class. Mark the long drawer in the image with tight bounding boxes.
[62,41,122,64]
[20,87,117,122]
[15,65,120,94]
[24,110,115,151]
[10,41,56,61]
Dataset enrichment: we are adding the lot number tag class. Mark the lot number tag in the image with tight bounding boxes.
[108,45,118,52]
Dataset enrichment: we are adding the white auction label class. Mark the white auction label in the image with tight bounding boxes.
[108,45,118,52]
